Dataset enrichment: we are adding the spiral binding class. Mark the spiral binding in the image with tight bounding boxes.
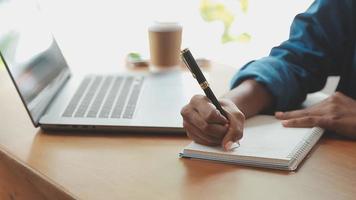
[287,127,324,159]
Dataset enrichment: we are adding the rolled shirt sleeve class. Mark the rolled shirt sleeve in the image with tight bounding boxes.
[230,0,354,111]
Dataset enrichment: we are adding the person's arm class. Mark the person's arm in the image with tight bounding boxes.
[222,79,273,118]
[230,0,356,138]
[181,0,355,148]
[231,0,354,111]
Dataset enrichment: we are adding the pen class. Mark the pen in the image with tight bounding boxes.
[180,48,228,119]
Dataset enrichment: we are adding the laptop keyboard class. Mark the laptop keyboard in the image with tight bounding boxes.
[62,75,144,119]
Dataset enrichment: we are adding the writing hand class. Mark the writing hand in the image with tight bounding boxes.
[275,92,356,139]
[181,95,245,150]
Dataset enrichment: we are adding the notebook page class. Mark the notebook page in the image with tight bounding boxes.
[184,115,313,160]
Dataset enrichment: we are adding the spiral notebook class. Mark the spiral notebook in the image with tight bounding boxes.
[180,115,324,171]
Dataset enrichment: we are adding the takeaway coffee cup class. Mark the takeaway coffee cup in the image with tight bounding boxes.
[148,22,182,70]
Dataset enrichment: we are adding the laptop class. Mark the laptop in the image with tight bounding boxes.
[0,0,200,133]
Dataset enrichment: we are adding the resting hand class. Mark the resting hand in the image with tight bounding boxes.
[181,95,245,150]
[275,92,356,139]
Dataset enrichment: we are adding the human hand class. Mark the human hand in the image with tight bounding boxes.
[181,95,245,150]
[275,92,356,139]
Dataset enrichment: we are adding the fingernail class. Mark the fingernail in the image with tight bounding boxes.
[224,141,234,151]
[282,120,288,126]
[230,141,240,149]
[275,111,283,116]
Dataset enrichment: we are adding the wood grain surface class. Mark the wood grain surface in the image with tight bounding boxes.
[0,65,355,200]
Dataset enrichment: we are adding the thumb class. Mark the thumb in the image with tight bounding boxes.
[221,109,244,151]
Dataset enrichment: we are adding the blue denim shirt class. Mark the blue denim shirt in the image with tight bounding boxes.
[231,0,356,111]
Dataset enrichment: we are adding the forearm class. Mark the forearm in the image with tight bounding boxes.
[222,79,273,118]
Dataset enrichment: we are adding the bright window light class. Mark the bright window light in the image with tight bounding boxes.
[37,0,314,73]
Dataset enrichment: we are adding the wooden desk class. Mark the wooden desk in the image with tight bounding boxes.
[0,65,356,200]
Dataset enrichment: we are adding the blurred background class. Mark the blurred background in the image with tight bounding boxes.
[1,0,314,73]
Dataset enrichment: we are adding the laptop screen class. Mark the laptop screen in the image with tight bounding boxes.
[0,0,70,126]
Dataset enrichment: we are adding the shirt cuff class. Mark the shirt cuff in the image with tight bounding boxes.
[230,58,305,111]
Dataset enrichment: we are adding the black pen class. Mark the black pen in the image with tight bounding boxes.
[180,48,228,119]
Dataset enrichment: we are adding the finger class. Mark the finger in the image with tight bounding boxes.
[221,109,244,151]
[281,116,321,128]
[202,123,228,140]
[181,107,207,130]
[181,104,228,139]
[184,108,228,139]
[183,121,220,146]
[282,116,343,133]
[275,107,319,120]
[190,95,228,124]
[314,117,339,131]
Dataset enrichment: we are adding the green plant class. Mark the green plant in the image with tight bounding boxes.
[200,0,251,44]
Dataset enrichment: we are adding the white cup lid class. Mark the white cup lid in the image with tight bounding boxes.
[148,21,182,32]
